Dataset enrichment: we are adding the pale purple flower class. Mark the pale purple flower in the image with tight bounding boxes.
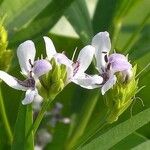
[92,31,132,95]
[0,40,52,105]
[43,36,103,89]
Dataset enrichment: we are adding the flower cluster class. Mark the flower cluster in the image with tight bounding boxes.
[0,31,137,121]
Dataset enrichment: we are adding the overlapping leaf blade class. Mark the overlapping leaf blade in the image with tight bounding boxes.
[80,108,150,150]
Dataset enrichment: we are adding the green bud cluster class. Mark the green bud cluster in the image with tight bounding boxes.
[38,58,67,99]
[105,66,138,123]
[0,23,13,71]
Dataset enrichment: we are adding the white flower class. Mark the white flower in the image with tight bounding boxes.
[0,40,52,105]
[70,45,103,89]
[43,36,103,89]
[92,31,133,95]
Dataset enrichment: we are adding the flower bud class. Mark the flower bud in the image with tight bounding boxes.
[0,23,13,71]
[0,25,8,51]
[38,58,67,99]
[105,65,138,123]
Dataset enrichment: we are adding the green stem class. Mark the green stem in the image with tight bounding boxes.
[0,87,13,144]
[32,95,56,134]
[123,13,150,54]
[74,118,107,150]
[66,91,100,150]
[26,95,56,142]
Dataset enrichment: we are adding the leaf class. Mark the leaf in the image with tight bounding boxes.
[131,140,150,150]
[110,133,147,150]
[92,0,120,34]
[11,104,33,150]
[1,0,52,33]
[9,0,75,46]
[80,107,150,150]
[65,0,93,44]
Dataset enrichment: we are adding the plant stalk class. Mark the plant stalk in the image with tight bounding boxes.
[0,87,13,144]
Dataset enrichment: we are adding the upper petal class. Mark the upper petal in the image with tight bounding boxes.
[92,31,111,72]
[108,53,132,73]
[72,73,103,89]
[22,89,36,105]
[101,75,117,95]
[0,70,27,91]
[17,40,36,76]
[33,59,52,78]
[76,45,95,73]
[54,53,72,67]
[43,36,56,60]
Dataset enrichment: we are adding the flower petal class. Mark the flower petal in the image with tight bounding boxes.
[108,53,132,73]
[92,31,111,72]
[43,36,56,60]
[33,59,52,78]
[101,75,117,95]
[77,45,95,73]
[54,53,72,67]
[72,73,103,89]
[17,40,36,76]
[22,89,36,105]
[32,93,43,111]
[0,70,27,90]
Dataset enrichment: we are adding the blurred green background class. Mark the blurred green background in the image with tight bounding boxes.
[0,0,150,149]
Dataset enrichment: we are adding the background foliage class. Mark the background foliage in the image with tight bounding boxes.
[0,0,150,149]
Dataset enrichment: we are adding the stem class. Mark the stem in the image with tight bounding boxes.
[66,91,100,150]
[0,87,13,143]
[74,121,107,150]
[33,95,56,134]
[124,13,150,54]
[25,96,55,141]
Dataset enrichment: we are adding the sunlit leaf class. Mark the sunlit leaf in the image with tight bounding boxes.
[80,108,150,150]
[65,0,93,44]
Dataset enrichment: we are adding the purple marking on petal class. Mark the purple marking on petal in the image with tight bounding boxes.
[108,53,132,73]
[72,61,80,76]
[33,59,52,78]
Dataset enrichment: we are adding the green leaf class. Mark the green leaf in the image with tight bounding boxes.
[1,0,52,33]
[9,0,75,46]
[110,133,147,150]
[131,140,150,150]
[65,0,93,44]
[92,0,119,34]
[80,108,150,150]
[11,104,33,150]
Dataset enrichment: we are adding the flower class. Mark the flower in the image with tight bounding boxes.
[70,45,103,89]
[92,31,132,95]
[43,36,103,89]
[0,40,52,105]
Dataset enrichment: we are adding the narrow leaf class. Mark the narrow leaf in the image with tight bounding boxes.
[65,0,93,44]
[1,0,52,33]
[131,140,150,150]
[9,0,75,46]
[80,108,150,150]
[11,104,33,150]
